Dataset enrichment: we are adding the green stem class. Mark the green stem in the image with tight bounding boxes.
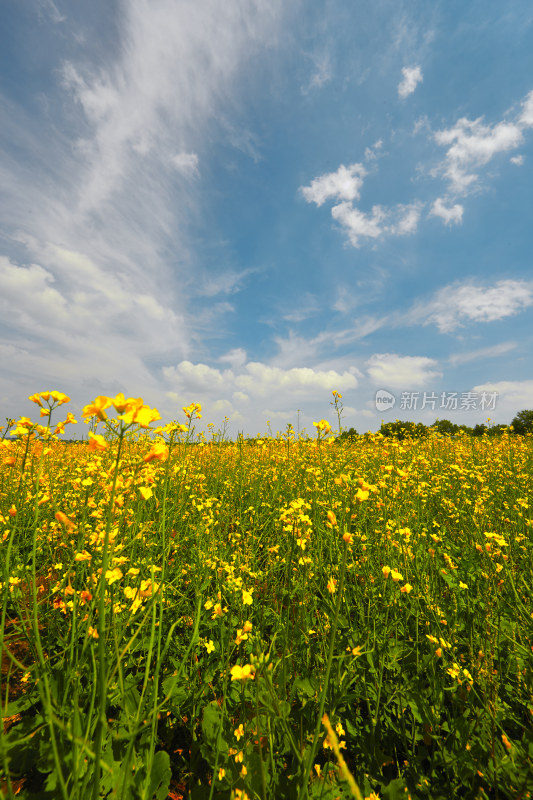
[299,540,349,799]
[92,430,125,800]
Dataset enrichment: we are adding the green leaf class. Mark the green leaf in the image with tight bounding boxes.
[147,750,171,800]
[201,701,223,748]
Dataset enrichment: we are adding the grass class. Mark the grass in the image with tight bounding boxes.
[1,392,532,799]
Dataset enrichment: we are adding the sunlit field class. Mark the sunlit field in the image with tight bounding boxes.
[1,392,532,800]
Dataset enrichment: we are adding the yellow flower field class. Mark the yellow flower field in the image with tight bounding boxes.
[1,391,532,799]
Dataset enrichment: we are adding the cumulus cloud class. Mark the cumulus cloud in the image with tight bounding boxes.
[429,197,463,225]
[160,356,362,433]
[163,358,359,399]
[331,202,385,246]
[301,163,422,247]
[366,353,441,388]
[300,163,367,207]
[410,279,533,333]
[398,65,423,99]
[431,87,533,199]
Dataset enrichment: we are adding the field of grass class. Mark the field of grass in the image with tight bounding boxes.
[1,392,533,800]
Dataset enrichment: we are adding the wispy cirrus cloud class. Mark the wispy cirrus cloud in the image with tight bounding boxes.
[0,0,287,410]
[408,279,533,333]
[448,341,517,367]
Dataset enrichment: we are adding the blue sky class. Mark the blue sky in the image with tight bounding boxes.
[1,0,533,436]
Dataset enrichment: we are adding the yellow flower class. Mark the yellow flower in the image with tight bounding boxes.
[327,510,337,527]
[327,577,337,594]
[382,565,391,579]
[82,396,112,421]
[400,583,413,594]
[54,511,75,530]
[143,442,168,463]
[205,640,215,654]
[87,626,99,639]
[230,664,255,681]
[234,723,244,740]
[139,486,153,501]
[105,568,123,585]
[212,603,224,618]
[242,588,254,606]
[391,569,403,582]
[313,419,332,434]
[88,433,109,452]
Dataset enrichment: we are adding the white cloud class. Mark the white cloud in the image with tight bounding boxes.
[233,391,249,403]
[390,202,423,235]
[303,51,333,93]
[398,66,423,99]
[163,360,229,392]
[236,363,359,396]
[282,293,319,322]
[366,353,441,388]
[429,197,464,225]
[434,112,525,195]
[411,279,533,333]
[163,359,359,399]
[510,155,524,165]
[364,140,383,161]
[331,202,385,246]
[300,163,366,207]
[448,341,517,367]
[194,268,257,298]
[472,380,533,421]
[0,0,287,413]
[171,152,199,175]
[220,348,247,369]
[519,89,533,127]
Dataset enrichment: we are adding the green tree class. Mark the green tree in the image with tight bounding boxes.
[510,409,533,435]
[337,426,358,442]
[379,420,428,440]
[432,419,461,436]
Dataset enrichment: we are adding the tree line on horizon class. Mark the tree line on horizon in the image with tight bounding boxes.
[337,408,533,441]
